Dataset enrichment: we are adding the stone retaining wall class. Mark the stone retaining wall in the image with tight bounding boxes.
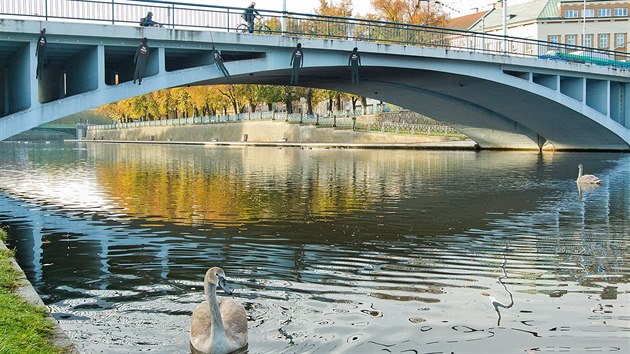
[86,120,458,144]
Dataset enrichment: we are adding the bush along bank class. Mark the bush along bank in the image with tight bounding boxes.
[0,227,65,353]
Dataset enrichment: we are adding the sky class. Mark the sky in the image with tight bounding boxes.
[179,0,531,17]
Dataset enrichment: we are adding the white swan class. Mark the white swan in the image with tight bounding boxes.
[576,163,602,185]
[190,267,248,354]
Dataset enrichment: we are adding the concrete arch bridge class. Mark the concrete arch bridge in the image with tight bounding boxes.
[0,9,629,150]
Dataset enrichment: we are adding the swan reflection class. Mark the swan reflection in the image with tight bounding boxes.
[489,250,514,326]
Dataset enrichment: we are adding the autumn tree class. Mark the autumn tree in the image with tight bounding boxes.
[95,85,363,121]
[219,85,241,114]
[316,0,353,17]
[370,0,448,26]
[97,99,135,123]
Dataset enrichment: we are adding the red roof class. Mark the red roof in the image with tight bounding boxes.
[447,11,489,30]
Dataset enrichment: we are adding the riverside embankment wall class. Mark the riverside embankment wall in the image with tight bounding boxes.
[86,121,459,144]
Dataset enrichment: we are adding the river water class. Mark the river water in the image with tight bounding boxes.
[0,141,628,353]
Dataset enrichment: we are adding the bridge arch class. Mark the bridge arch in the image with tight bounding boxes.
[0,19,628,150]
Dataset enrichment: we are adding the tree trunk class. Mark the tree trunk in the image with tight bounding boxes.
[361,96,368,114]
[306,89,313,115]
[286,96,293,114]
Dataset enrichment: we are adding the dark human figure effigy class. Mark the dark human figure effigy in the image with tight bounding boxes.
[35,28,47,80]
[133,37,149,85]
[211,46,231,82]
[348,47,361,85]
[289,43,304,86]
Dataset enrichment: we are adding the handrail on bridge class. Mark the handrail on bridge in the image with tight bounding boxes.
[1,0,628,69]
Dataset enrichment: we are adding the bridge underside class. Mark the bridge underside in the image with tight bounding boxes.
[0,19,628,151]
[201,66,629,151]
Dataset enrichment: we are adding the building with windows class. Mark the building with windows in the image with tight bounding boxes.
[465,0,629,53]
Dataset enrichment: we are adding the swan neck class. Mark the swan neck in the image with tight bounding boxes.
[204,280,225,335]
[577,165,583,179]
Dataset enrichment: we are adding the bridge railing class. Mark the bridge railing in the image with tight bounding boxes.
[1,0,628,68]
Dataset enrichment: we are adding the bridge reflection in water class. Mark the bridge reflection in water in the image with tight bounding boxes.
[0,142,628,353]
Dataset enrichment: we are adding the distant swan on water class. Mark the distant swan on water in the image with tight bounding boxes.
[576,163,601,185]
[190,267,248,354]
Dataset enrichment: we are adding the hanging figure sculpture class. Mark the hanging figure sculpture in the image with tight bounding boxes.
[348,47,361,85]
[133,37,149,85]
[289,43,304,86]
[35,28,47,80]
[210,46,231,82]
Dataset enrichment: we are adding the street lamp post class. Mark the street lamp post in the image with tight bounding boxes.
[503,0,507,37]
[582,0,586,45]
[503,0,507,53]
[282,0,286,34]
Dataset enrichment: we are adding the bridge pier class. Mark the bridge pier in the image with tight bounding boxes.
[586,79,608,115]
[1,43,33,115]
[105,46,136,85]
[559,76,583,102]
[610,82,628,127]
[38,64,64,103]
[97,45,106,90]
[66,45,99,97]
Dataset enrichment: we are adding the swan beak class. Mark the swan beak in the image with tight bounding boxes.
[218,276,233,295]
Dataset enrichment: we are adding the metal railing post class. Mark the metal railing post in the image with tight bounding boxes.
[171,3,175,28]
[45,0,48,21]
[111,0,115,25]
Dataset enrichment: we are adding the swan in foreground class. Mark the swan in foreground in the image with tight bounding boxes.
[576,163,602,185]
[190,267,248,354]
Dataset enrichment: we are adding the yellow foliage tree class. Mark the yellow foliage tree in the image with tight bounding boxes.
[316,0,353,17]
[370,0,448,26]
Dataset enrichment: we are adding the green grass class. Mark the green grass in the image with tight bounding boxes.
[0,227,65,354]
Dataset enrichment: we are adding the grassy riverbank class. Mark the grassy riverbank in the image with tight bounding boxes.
[0,227,63,353]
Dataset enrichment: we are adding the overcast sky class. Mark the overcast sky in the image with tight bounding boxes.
[179,0,531,17]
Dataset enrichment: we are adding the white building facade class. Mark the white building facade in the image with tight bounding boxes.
[468,0,629,53]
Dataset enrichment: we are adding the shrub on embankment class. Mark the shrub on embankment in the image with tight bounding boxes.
[0,227,63,353]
